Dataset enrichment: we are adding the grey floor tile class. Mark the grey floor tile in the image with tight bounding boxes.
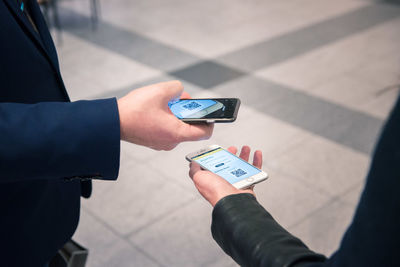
[359,88,400,119]
[120,141,159,164]
[211,109,311,163]
[306,74,393,117]
[214,75,384,155]
[98,0,367,58]
[368,0,400,6]
[73,210,159,267]
[57,33,161,101]
[82,160,196,236]
[255,33,367,91]
[61,71,109,101]
[213,75,289,112]
[350,38,400,117]
[190,88,228,99]
[262,64,397,120]
[217,4,400,72]
[146,140,219,190]
[206,257,239,267]
[256,16,400,119]
[74,55,159,94]
[289,199,356,257]
[91,73,205,100]
[129,199,236,267]
[170,61,245,89]
[254,168,332,228]
[339,180,366,208]
[270,134,370,197]
[59,7,201,72]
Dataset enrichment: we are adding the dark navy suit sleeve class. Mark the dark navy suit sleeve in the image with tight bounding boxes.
[0,98,120,182]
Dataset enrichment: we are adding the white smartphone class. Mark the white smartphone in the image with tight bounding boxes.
[186,145,268,189]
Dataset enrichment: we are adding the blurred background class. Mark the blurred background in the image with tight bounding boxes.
[44,0,400,266]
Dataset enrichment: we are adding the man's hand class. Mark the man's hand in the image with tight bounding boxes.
[189,146,262,206]
[117,81,213,150]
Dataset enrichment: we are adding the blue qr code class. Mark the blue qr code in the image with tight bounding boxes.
[231,168,247,178]
[183,101,201,110]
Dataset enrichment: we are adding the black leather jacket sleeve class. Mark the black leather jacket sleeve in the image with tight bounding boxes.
[211,193,327,267]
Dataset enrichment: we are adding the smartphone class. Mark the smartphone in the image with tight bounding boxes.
[186,145,268,189]
[168,98,240,123]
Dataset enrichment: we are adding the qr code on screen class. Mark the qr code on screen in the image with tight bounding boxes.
[231,168,247,178]
[183,101,201,110]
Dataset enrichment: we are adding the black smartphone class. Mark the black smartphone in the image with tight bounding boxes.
[168,98,240,123]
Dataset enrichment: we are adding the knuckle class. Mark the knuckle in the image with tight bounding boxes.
[172,132,181,144]
[164,143,177,151]
[174,125,186,142]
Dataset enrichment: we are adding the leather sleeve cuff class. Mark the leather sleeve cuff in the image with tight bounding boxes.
[211,193,327,267]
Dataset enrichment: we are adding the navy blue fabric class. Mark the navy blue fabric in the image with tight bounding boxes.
[0,0,120,266]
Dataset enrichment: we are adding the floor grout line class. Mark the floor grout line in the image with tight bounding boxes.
[124,197,198,238]
[81,206,165,267]
[286,196,343,230]
[335,179,366,205]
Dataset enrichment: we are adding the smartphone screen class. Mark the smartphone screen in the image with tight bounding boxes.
[169,99,220,119]
[168,98,239,121]
[191,147,262,184]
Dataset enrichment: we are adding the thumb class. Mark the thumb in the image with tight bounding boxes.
[180,91,192,99]
[160,80,184,103]
[189,162,202,179]
[179,122,214,141]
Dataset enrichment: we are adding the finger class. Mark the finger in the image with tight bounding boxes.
[253,150,263,169]
[245,185,254,191]
[227,146,238,155]
[241,187,255,195]
[239,145,251,162]
[189,162,201,179]
[179,122,214,142]
[161,80,184,102]
[180,91,191,99]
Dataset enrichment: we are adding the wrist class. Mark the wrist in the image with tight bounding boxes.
[213,189,255,207]
[213,192,256,207]
[117,98,129,141]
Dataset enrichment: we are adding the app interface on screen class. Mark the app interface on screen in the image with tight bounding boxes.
[192,148,261,184]
[169,99,221,119]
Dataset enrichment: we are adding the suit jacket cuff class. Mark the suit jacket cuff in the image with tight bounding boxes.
[69,98,121,181]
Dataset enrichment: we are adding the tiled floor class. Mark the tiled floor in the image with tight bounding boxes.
[51,0,400,266]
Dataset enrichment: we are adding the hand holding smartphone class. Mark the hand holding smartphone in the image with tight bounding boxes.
[169,98,240,123]
[186,145,268,189]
